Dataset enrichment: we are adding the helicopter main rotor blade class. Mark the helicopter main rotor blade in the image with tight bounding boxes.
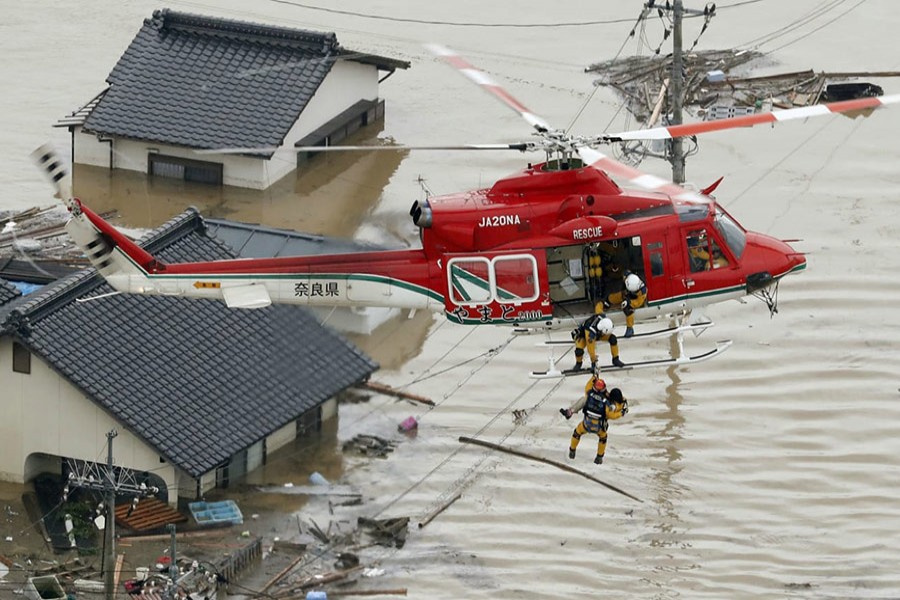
[295,143,532,152]
[195,143,532,155]
[605,94,900,142]
[576,146,709,204]
[426,44,552,133]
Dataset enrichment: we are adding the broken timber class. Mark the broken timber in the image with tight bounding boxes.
[417,492,462,529]
[359,381,435,406]
[458,436,642,503]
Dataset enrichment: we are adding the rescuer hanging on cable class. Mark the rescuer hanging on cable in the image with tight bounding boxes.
[559,377,629,465]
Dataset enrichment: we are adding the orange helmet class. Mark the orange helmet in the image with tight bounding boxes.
[592,378,607,392]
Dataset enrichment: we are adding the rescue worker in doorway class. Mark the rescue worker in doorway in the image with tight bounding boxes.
[571,314,625,370]
[559,377,629,465]
[603,272,647,338]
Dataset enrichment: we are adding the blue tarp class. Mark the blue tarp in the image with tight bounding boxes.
[12,281,43,295]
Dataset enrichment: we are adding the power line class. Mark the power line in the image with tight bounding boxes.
[737,0,850,50]
[265,0,637,28]
[763,0,868,54]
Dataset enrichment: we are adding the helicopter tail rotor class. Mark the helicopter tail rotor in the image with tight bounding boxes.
[31,144,74,208]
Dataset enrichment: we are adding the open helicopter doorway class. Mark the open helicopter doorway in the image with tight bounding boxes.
[546,238,645,319]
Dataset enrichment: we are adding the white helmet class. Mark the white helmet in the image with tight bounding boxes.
[596,317,614,336]
[625,273,643,293]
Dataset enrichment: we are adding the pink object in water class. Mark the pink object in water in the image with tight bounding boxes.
[398,416,418,432]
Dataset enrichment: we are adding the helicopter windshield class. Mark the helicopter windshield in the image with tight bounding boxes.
[713,208,746,258]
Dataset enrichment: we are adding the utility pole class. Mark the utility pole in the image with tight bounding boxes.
[671,0,686,184]
[104,430,117,600]
[646,0,714,182]
[167,524,179,599]
[62,429,160,600]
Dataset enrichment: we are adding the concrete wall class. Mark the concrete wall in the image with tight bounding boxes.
[0,338,178,500]
[73,60,381,189]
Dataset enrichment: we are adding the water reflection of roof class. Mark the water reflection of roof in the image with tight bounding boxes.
[0,209,377,477]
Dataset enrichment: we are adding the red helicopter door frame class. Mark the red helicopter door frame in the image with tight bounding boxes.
[443,250,552,325]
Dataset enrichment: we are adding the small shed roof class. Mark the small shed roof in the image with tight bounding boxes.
[0,210,378,477]
[80,9,409,153]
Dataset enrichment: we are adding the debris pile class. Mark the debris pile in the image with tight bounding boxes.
[0,205,95,264]
[342,434,397,458]
[259,516,410,598]
[588,48,898,125]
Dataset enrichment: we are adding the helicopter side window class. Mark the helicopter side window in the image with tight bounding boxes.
[649,251,664,277]
[687,229,730,272]
[709,239,729,269]
[686,230,711,273]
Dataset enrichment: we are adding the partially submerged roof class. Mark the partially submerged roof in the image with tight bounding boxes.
[205,217,389,258]
[79,9,409,152]
[0,210,378,477]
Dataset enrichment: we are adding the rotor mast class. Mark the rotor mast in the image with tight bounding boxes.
[671,0,686,184]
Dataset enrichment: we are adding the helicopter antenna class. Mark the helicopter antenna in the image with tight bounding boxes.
[416,175,434,198]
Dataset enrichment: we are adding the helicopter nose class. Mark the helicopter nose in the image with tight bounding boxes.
[743,233,807,290]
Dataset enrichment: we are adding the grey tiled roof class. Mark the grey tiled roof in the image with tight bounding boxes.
[81,9,408,153]
[0,278,21,306]
[205,218,389,258]
[1,210,377,477]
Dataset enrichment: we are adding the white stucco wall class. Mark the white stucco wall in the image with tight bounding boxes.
[72,60,381,189]
[266,421,296,455]
[0,338,178,501]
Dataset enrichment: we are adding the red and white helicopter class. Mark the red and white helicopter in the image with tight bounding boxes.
[33,45,898,376]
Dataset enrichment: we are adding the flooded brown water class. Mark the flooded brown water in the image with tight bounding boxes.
[4,1,900,598]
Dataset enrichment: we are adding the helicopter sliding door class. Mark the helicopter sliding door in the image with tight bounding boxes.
[443,251,551,325]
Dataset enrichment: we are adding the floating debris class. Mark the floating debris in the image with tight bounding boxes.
[342,435,396,458]
[358,517,409,549]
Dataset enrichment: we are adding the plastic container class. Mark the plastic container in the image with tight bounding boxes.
[398,416,418,432]
[309,471,330,486]
[306,591,327,600]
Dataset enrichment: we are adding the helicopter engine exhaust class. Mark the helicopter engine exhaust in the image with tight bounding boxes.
[410,199,433,228]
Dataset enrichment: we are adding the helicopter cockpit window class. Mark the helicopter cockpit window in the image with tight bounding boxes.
[713,208,747,259]
[686,229,729,272]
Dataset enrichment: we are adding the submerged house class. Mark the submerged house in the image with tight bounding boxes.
[55,9,410,189]
[0,211,377,504]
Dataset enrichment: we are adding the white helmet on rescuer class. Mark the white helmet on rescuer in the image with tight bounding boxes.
[596,317,614,336]
[625,273,643,293]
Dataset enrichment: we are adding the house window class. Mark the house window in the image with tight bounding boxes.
[149,154,223,185]
[13,341,31,374]
[297,406,322,436]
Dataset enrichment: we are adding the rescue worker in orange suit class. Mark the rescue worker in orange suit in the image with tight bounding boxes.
[559,378,629,464]
[603,272,647,338]
[572,314,625,370]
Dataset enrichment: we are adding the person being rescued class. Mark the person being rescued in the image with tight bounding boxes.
[559,377,629,465]
[572,314,625,370]
[602,271,647,338]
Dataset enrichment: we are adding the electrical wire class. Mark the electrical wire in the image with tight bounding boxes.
[762,0,868,55]
[264,0,638,28]
[737,0,850,50]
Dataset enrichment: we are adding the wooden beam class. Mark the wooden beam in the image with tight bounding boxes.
[458,436,642,503]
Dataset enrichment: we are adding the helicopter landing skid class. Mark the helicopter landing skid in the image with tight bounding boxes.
[529,339,733,379]
[535,320,714,346]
